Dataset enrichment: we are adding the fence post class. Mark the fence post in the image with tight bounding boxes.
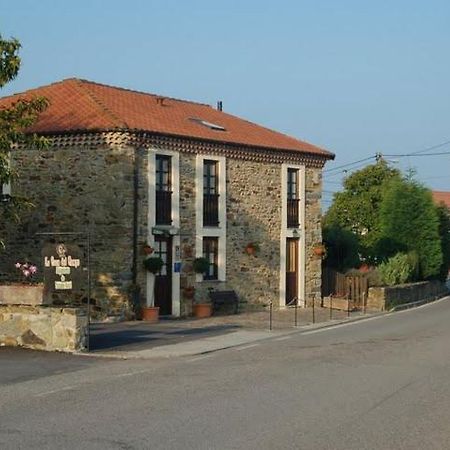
[329,294,333,320]
[312,294,315,324]
[294,299,298,327]
[347,293,350,318]
[269,301,273,331]
[363,291,366,314]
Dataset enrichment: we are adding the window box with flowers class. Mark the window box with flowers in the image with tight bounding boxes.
[0,262,44,306]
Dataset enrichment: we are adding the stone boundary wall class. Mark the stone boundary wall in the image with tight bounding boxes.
[367,280,449,311]
[0,305,87,352]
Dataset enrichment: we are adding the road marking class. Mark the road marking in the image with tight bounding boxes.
[236,343,259,351]
[35,385,77,397]
[114,370,149,378]
[273,336,292,342]
[187,354,216,362]
[301,315,385,336]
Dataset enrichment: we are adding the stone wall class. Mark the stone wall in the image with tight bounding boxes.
[176,155,324,313]
[304,167,323,306]
[2,141,325,317]
[367,280,449,311]
[0,305,87,352]
[0,144,141,319]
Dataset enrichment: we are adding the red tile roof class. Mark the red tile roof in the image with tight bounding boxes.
[0,78,333,158]
[432,191,450,209]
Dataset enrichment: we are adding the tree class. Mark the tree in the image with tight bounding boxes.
[435,204,450,281]
[0,34,48,247]
[324,160,401,262]
[379,178,442,280]
[322,224,360,272]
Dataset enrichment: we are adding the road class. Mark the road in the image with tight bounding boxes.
[1,297,450,449]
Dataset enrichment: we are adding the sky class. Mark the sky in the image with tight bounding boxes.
[1,0,449,207]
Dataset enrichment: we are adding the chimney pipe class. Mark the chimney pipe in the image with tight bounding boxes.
[217,101,223,111]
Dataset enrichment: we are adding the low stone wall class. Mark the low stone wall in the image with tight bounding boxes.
[367,280,449,311]
[0,305,87,352]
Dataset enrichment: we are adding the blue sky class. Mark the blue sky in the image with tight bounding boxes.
[1,0,449,205]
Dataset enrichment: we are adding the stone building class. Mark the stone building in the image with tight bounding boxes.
[0,79,334,318]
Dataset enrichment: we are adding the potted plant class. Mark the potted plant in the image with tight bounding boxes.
[142,244,154,255]
[0,262,44,306]
[183,285,195,299]
[191,257,213,318]
[142,256,163,322]
[192,257,209,274]
[244,242,259,256]
[313,243,326,257]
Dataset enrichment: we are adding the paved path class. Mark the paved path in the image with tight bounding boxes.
[89,306,361,357]
[2,296,450,449]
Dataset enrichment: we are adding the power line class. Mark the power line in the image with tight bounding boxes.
[323,155,375,174]
[409,139,450,155]
[384,151,450,157]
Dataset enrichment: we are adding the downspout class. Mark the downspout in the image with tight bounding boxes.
[131,147,140,314]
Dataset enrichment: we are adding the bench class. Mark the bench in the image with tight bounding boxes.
[208,290,239,315]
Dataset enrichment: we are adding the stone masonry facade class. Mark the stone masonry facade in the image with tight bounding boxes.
[0,133,325,318]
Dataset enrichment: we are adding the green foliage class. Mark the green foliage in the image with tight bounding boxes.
[435,204,450,281]
[322,224,360,271]
[193,257,209,274]
[143,256,164,274]
[324,160,401,262]
[378,252,414,286]
[0,34,49,248]
[379,178,442,279]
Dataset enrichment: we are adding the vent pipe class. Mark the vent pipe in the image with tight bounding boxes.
[217,101,223,111]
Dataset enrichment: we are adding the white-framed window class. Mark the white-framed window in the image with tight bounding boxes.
[195,155,226,281]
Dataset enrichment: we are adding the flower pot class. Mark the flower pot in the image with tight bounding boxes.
[183,287,195,299]
[193,303,212,319]
[0,283,45,305]
[143,245,154,255]
[141,306,160,322]
[245,244,258,256]
[313,245,326,256]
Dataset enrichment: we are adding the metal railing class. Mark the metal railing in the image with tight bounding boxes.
[203,194,219,226]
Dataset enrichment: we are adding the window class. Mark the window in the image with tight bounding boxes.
[203,160,219,226]
[203,237,218,280]
[287,168,299,228]
[189,117,226,131]
[155,155,172,225]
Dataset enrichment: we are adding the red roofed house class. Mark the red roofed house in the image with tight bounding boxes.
[0,79,334,319]
[432,191,450,210]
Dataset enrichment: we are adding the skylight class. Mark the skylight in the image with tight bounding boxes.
[189,117,226,131]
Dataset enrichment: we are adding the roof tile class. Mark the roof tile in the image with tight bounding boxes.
[0,78,333,158]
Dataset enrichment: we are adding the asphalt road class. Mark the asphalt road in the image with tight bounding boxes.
[2,297,450,449]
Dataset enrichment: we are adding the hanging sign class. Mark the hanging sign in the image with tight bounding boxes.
[42,243,83,293]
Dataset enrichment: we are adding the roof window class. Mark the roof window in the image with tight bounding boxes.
[189,117,226,131]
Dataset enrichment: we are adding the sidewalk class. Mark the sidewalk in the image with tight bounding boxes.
[86,307,368,359]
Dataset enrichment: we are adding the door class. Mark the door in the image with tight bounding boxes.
[286,238,299,305]
[154,235,172,315]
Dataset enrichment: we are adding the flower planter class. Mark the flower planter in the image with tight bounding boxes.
[0,284,45,305]
[245,243,259,256]
[313,245,326,257]
[193,303,212,319]
[141,306,160,322]
[183,287,195,300]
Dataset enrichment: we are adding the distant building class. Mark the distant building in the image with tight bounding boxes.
[432,191,450,210]
[0,79,334,318]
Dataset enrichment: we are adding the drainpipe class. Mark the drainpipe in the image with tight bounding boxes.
[131,147,141,312]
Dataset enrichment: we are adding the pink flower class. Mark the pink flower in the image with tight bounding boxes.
[22,269,31,277]
[15,262,21,269]
[29,265,37,274]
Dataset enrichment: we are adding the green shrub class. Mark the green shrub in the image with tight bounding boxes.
[378,253,413,286]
